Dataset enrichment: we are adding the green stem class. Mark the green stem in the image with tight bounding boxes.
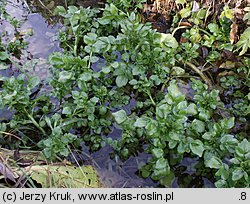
[24,109,46,135]
[88,51,93,68]
[73,36,79,56]
[172,26,190,37]
[185,61,213,88]
[198,28,212,37]
[147,91,156,106]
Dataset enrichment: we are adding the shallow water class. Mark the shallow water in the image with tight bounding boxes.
[1,0,61,79]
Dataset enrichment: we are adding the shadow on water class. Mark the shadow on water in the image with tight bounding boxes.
[0,0,215,188]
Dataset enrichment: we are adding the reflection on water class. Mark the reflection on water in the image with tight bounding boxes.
[23,13,61,59]
[1,0,61,79]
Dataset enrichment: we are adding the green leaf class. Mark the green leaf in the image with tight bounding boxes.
[152,148,164,158]
[156,104,170,119]
[111,61,119,68]
[232,168,244,181]
[62,106,72,115]
[159,170,175,187]
[49,52,64,66]
[60,148,69,157]
[28,76,40,89]
[54,6,67,16]
[221,117,235,130]
[180,7,191,18]
[145,120,158,135]
[0,63,8,70]
[140,164,151,178]
[134,118,149,127]
[177,142,186,154]
[167,81,184,98]
[175,0,186,5]
[62,133,77,143]
[198,109,211,120]
[190,140,205,157]
[220,5,234,20]
[0,51,9,61]
[159,33,178,49]
[3,90,17,101]
[205,156,223,169]
[235,27,250,56]
[84,33,97,44]
[202,132,215,140]
[220,134,238,153]
[208,23,220,34]
[236,139,250,157]
[129,79,138,85]
[169,132,181,141]
[116,75,128,87]
[102,66,111,74]
[112,110,127,124]
[79,72,92,81]
[187,103,198,115]
[155,158,167,169]
[230,158,240,165]
[168,140,178,149]
[171,66,185,76]
[58,71,73,82]
[109,3,119,15]
[192,119,205,133]
[215,179,227,188]
[129,12,136,21]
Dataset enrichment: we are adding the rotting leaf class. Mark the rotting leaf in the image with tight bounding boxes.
[230,22,238,44]
[25,164,102,188]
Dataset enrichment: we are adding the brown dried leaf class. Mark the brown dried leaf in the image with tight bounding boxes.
[25,164,103,188]
[230,22,238,44]
[234,8,245,20]
[218,71,236,77]
[180,36,189,43]
[219,61,236,69]
[179,21,192,27]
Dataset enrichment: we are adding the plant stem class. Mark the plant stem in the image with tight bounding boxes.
[198,28,212,37]
[185,61,213,88]
[88,51,93,68]
[24,109,46,135]
[172,26,190,37]
[73,36,79,56]
[147,91,156,106]
[0,131,21,140]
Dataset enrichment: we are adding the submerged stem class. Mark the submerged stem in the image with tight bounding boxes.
[185,61,213,88]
